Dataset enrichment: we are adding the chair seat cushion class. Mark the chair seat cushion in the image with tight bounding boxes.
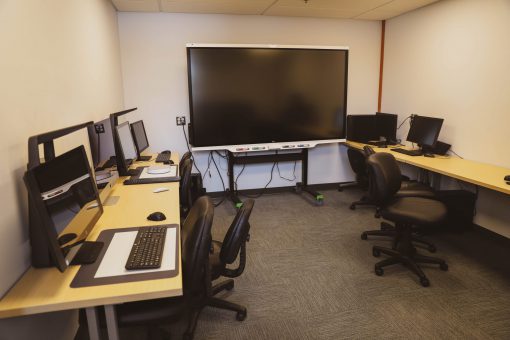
[382,197,447,226]
[210,240,224,280]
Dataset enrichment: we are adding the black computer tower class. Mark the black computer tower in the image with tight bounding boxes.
[435,190,477,230]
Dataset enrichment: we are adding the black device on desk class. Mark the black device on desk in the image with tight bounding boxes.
[25,141,104,272]
[130,120,152,162]
[346,113,398,146]
[155,150,172,163]
[392,115,444,157]
[125,226,167,270]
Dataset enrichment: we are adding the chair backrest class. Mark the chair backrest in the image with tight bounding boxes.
[179,152,193,177]
[347,148,368,187]
[180,158,193,216]
[365,152,402,204]
[181,196,214,295]
[220,199,255,265]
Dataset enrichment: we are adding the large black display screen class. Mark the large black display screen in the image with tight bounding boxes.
[187,46,348,147]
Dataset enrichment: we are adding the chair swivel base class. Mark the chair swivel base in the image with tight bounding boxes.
[372,245,448,287]
[361,222,437,253]
[207,279,247,321]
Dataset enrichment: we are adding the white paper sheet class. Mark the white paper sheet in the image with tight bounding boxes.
[94,228,177,278]
[139,165,178,179]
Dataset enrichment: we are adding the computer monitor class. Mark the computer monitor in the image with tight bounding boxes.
[375,112,398,143]
[346,115,378,143]
[24,145,103,272]
[406,115,444,147]
[110,108,137,176]
[88,117,116,169]
[114,121,138,175]
[130,120,150,160]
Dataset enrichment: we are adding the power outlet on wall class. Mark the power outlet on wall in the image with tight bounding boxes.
[94,123,105,133]
[176,116,186,126]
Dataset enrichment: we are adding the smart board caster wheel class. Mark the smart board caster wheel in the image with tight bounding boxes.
[236,310,247,321]
[350,204,356,210]
[375,267,384,276]
[440,262,448,271]
[420,277,430,287]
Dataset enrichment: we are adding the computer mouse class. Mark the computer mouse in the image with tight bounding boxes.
[147,211,166,221]
[161,150,171,154]
[163,160,174,165]
[504,175,510,181]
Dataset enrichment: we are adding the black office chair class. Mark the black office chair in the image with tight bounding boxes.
[77,196,214,339]
[180,158,193,220]
[206,199,255,321]
[361,146,438,252]
[365,152,448,287]
[339,148,375,210]
[179,151,193,177]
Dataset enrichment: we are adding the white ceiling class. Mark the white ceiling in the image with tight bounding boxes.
[111,0,440,20]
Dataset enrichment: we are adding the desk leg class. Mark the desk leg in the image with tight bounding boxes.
[104,305,120,340]
[85,307,101,340]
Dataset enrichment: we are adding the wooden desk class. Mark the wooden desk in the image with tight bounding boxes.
[0,153,181,339]
[345,141,510,195]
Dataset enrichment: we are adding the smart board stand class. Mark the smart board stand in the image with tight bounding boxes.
[226,149,324,208]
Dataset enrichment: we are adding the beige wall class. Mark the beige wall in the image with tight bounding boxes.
[383,0,510,236]
[0,0,124,338]
[118,13,382,192]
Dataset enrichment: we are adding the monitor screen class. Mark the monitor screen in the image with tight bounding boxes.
[89,117,115,168]
[116,121,137,161]
[406,115,444,147]
[130,120,149,156]
[25,145,103,271]
[187,46,348,147]
[346,115,378,142]
[375,112,397,142]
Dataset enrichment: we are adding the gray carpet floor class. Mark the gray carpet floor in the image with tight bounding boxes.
[123,188,510,339]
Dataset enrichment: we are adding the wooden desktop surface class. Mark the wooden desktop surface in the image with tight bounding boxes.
[0,154,181,319]
[345,141,510,195]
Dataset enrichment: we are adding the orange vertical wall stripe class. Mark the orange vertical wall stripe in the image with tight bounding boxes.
[378,20,386,112]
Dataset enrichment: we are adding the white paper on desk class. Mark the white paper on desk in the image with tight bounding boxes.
[94,228,176,278]
[138,165,178,179]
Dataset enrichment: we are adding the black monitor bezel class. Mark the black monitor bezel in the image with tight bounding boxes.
[110,108,137,176]
[130,120,149,158]
[406,115,444,147]
[24,145,103,272]
[114,121,137,175]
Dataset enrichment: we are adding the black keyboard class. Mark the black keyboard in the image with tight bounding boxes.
[124,176,179,185]
[391,148,423,156]
[155,153,171,163]
[125,226,167,270]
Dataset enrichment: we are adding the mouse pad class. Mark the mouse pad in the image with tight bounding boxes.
[70,224,179,288]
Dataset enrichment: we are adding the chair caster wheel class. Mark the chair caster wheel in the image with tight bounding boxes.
[440,263,448,271]
[374,213,381,218]
[226,281,234,291]
[361,233,368,240]
[420,277,430,287]
[428,245,437,253]
[372,248,381,257]
[349,204,356,210]
[375,267,384,276]
[236,310,247,321]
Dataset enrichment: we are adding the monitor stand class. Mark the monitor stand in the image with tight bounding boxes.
[68,241,105,266]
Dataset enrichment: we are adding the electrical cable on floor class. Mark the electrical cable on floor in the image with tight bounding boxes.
[276,161,297,182]
[210,151,227,206]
